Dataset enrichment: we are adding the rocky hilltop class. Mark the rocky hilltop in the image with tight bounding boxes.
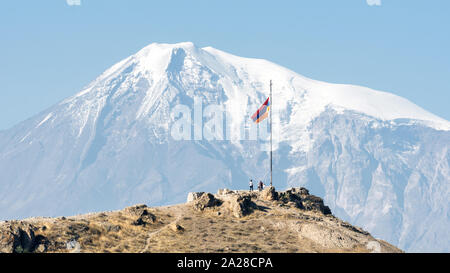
[0,187,401,253]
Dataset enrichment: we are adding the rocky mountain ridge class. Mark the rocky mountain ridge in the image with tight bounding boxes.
[0,187,401,253]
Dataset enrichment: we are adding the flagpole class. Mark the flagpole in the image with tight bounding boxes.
[270,80,273,187]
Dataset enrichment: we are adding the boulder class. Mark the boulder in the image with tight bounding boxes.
[278,188,303,205]
[169,223,184,233]
[0,222,41,253]
[192,193,222,211]
[260,186,278,201]
[187,192,205,202]
[125,204,156,226]
[132,211,156,226]
[278,188,332,215]
[35,243,47,253]
[301,195,332,215]
[225,195,256,218]
[0,227,15,253]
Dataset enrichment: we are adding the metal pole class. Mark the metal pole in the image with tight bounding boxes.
[270,80,273,187]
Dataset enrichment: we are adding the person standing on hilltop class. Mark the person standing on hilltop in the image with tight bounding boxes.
[249,179,254,191]
[258,181,264,191]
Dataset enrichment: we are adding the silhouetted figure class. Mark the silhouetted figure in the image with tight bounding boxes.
[258,181,264,191]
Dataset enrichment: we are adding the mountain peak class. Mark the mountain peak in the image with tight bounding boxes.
[141,41,197,51]
[124,41,202,77]
[0,42,449,252]
[74,42,450,132]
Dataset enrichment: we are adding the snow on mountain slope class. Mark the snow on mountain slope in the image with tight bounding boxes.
[203,46,450,129]
[0,42,448,252]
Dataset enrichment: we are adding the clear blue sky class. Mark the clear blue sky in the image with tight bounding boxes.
[1,0,449,130]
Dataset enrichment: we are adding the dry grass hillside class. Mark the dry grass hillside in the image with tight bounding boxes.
[0,187,402,253]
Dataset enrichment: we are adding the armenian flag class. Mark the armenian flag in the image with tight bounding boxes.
[251,97,270,124]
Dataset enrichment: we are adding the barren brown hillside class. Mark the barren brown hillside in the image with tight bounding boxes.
[0,187,402,253]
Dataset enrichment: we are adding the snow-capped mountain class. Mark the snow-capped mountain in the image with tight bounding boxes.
[0,42,448,252]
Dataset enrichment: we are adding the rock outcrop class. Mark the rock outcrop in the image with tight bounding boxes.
[277,188,332,215]
[187,187,332,218]
[0,222,48,253]
[125,204,157,226]
[260,186,278,201]
[191,193,222,211]
[0,187,402,253]
[223,195,256,218]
